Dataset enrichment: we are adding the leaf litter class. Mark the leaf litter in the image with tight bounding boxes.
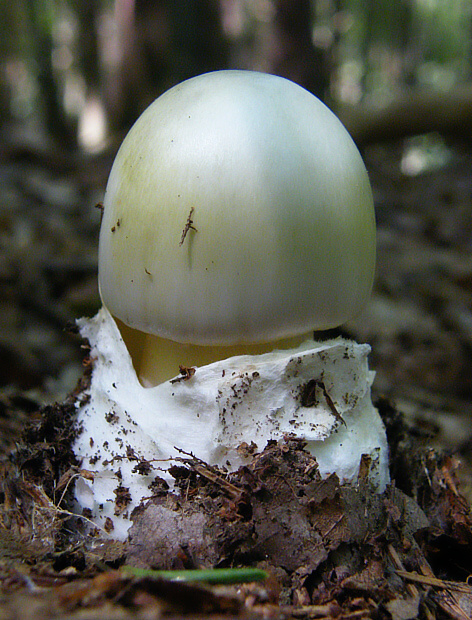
[1,391,472,620]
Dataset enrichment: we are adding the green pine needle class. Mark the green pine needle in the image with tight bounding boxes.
[122,566,267,585]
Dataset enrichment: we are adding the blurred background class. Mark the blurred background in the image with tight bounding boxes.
[1,0,472,486]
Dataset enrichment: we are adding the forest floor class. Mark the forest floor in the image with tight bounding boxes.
[1,125,472,619]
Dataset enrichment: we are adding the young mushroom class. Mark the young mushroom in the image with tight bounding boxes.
[73,70,388,539]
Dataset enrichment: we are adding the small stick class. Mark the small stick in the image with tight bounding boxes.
[319,381,346,427]
[179,207,197,246]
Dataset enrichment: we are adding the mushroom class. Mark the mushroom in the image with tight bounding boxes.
[73,71,388,539]
[97,70,375,387]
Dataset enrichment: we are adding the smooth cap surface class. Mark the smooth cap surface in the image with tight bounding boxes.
[99,70,376,345]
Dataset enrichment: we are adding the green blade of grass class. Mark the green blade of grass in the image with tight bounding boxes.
[122,566,267,585]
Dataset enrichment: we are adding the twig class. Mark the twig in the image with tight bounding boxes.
[395,571,472,595]
[179,207,197,246]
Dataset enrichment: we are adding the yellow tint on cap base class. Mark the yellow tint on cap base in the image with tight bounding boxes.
[116,317,313,387]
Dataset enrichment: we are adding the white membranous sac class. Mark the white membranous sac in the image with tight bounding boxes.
[73,71,388,540]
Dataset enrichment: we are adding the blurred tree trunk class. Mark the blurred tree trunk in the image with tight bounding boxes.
[26,0,77,149]
[105,0,169,131]
[0,2,25,125]
[170,0,230,82]
[76,0,101,91]
[359,0,375,95]
[107,0,229,132]
[266,0,328,98]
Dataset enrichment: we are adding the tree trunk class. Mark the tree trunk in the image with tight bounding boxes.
[267,0,328,98]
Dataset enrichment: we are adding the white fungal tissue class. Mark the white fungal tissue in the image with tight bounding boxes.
[73,307,389,541]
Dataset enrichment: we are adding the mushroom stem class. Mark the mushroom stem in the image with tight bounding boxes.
[115,318,313,387]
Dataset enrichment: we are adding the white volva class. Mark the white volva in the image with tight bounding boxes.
[72,71,388,539]
[74,308,389,541]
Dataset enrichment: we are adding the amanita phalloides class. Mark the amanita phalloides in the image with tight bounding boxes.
[73,70,388,540]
